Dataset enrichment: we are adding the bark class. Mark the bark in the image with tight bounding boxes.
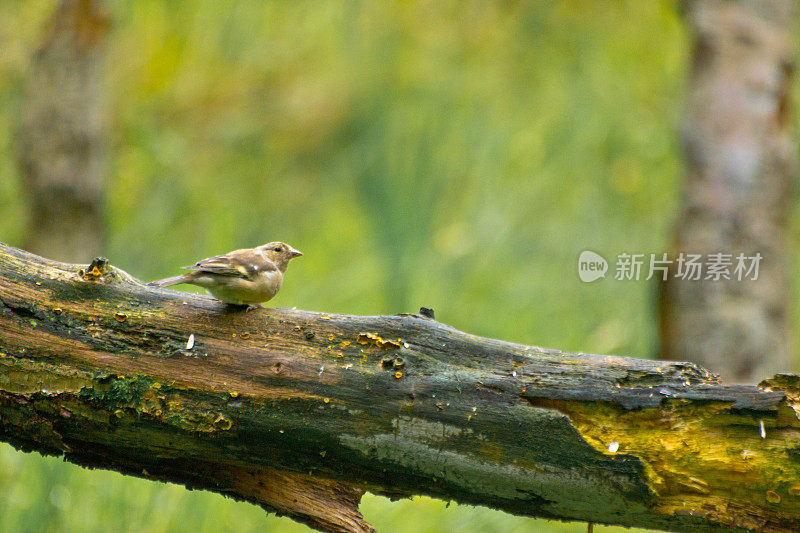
[17,0,109,262]
[660,0,798,382]
[1,244,800,532]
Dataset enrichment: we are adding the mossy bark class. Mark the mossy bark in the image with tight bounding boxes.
[1,244,799,532]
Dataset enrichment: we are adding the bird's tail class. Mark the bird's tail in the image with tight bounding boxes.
[147,275,190,288]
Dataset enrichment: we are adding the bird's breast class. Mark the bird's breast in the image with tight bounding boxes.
[204,271,283,305]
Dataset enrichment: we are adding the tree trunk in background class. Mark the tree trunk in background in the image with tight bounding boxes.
[660,0,798,383]
[17,0,109,263]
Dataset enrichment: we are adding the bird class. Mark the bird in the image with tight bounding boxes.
[148,242,302,306]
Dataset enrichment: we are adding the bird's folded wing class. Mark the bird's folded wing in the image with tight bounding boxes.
[183,249,278,279]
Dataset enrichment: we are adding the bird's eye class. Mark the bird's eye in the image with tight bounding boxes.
[274,246,282,252]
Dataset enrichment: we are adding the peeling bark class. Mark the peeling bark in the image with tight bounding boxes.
[1,244,800,532]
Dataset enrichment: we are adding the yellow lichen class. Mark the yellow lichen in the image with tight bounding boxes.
[538,397,800,527]
[357,332,401,349]
[214,415,232,430]
[166,400,183,411]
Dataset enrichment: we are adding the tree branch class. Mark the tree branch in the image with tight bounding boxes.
[1,243,798,532]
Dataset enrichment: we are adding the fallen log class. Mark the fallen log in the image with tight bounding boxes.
[0,243,798,532]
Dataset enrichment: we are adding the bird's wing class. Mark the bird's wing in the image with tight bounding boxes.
[183,249,278,279]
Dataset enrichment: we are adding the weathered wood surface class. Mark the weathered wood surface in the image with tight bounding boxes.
[1,243,799,532]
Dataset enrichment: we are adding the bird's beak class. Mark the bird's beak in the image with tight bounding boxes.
[288,247,303,258]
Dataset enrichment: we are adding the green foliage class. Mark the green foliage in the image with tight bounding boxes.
[0,0,754,532]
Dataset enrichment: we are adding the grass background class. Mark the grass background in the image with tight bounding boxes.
[0,1,795,531]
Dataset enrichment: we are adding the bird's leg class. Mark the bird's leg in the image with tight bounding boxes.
[223,303,253,313]
[245,303,264,312]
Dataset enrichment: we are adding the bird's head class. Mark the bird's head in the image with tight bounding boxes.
[259,242,303,271]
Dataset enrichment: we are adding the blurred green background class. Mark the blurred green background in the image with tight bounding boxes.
[0,1,787,532]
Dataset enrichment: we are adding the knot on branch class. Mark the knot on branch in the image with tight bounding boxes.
[78,256,109,281]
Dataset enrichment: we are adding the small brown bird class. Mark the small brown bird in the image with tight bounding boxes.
[148,242,302,306]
